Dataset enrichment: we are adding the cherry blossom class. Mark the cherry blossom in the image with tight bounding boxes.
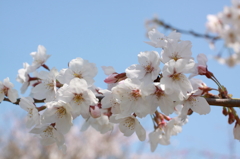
[19,97,40,128]
[57,78,98,117]
[100,89,121,114]
[29,45,51,72]
[161,40,192,64]
[205,1,240,66]
[145,29,181,48]
[101,66,114,74]
[189,53,208,78]
[16,63,32,94]
[206,14,223,34]
[41,100,73,134]
[180,92,210,120]
[81,114,113,134]
[0,77,18,103]
[1,25,235,153]
[145,28,166,48]
[126,51,161,83]
[30,124,66,153]
[190,78,208,96]
[233,123,240,140]
[31,68,59,102]
[110,115,146,141]
[145,83,179,115]
[164,117,184,137]
[215,53,240,67]
[161,59,194,100]
[111,79,150,118]
[149,128,170,152]
[58,57,97,85]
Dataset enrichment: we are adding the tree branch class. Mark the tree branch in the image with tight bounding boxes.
[206,98,240,107]
[151,18,220,42]
[3,97,45,105]
[3,96,240,108]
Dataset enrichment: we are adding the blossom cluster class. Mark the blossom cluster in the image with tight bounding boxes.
[2,28,239,153]
[206,0,240,66]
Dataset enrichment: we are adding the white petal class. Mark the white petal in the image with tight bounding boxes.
[149,131,159,152]
[0,92,4,102]
[135,119,146,141]
[56,113,73,134]
[101,66,115,75]
[7,89,18,103]
[3,77,14,89]
[119,118,135,136]
[32,83,48,99]
[191,97,211,115]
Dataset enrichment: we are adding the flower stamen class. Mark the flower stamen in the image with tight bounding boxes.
[73,93,84,105]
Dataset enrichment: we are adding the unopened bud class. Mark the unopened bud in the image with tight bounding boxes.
[104,73,118,84]
[115,73,127,82]
[222,107,228,116]
[90,106,101,118]
[228,113,235,124]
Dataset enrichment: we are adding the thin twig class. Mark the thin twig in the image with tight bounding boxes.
[152,19,220,42]
[3,97,45,105]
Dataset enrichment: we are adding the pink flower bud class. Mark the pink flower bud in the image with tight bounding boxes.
[90,106,101,118]
[104,73,118,84]
[222,107,228,116]
[197,65,207,75]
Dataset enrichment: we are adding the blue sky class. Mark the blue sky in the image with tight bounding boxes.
[1,0,240,158]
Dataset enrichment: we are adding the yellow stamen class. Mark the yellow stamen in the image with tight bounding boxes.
[73,93,84,105]
[56,107,66,118]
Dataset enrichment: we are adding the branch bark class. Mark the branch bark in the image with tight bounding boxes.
[151,19,220,42]
[3,96,240,107]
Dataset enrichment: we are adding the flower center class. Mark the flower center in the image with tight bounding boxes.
[170,52,181,61]
[1,86,9,96]
[170,73,181,81]
[123,117,135,130]
[73,72,83,79]
[131,89,141,100]
[154,86,165,99]
[145,64,154,73]
[73,93,84,105]
[46,81,54,90]
[43,126,54,137]
[56,106,67,118]
[188,96,196,102]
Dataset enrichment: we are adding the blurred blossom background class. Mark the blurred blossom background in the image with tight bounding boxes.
[0,0,240,158]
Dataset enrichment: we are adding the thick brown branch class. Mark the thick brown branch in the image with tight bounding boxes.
[3,96,240,107]
[206,98,240,107]
[151,19,220,42]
